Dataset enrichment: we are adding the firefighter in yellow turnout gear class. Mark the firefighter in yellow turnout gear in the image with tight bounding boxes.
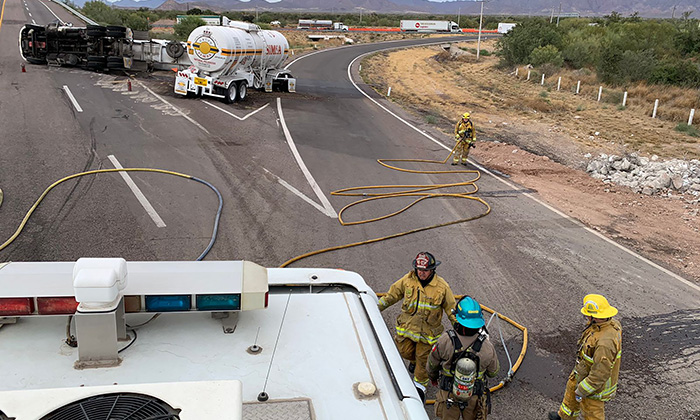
[453,112,476,165]
[378,252,457,396]
[427,296,499,420]
[549,294,622,420]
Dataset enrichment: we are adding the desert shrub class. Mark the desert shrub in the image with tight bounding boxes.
[496,19,562,65]
[649,59,700,87]
[675,123,700,137]
[530,44,564,67]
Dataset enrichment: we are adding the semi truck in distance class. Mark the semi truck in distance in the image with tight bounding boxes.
[174,21,296,103]
[400,20,461,33]
[297,19,348,31]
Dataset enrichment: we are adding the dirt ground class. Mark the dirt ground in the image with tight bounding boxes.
[359,39,700,283]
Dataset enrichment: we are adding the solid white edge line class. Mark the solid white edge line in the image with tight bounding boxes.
[262,168,331,217]
[133,79,210,134]
[107,155,167,228]
[276,98,337,218]
[62,85,83,113]
[38,0,63,24]
[202,100,269,121]
[342,48,700,293]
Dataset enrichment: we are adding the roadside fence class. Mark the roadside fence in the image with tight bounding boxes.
[512,66,698,126]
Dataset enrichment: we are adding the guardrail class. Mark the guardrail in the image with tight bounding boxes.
[49,0,97,26]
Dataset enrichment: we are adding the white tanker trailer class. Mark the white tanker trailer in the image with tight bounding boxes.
[174,21,296,103]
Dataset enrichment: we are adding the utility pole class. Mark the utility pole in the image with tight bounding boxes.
[556,2,562,27]
[359,8,363,24]
[255,7,258,22]
[672,5,676,19]
[458,7,461,26]
[476,0,484,60]
[550,8,554,23]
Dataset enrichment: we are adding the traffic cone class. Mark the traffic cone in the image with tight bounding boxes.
[21,63,26,72]
[127,80,132,91]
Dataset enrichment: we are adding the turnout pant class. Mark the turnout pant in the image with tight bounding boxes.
[558,371,606,420]
[453,140,472,163]
[395,335,432,386]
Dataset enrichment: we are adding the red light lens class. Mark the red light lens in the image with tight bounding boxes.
[0,298,35,316]
[37,297,79,315]
[264,292,269,308]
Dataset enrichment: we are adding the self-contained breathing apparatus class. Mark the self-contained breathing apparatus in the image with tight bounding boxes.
[438,328,492,412]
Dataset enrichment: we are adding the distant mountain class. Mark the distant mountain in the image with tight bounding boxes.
[90,0,697,18]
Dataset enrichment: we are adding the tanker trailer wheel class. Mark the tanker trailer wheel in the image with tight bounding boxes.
[237,81,247,102]
[224,82,239,104]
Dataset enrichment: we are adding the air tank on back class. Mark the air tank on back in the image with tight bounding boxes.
[186,22,289,79]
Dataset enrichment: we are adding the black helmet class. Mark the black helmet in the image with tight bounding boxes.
[412,252,440,271]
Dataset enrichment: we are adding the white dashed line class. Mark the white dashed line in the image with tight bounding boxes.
[62,85,83,113]
[107,155,167,228]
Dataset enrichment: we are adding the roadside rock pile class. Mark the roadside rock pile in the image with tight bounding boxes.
[586,154,700,198]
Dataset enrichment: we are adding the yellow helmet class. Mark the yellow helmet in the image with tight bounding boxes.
[462,112,471,119]
[581,294,618,318]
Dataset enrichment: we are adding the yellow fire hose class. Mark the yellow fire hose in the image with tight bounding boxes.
[282,143,528,401]
[280,142,490,266]
[2,147,528,400]
[0,168,203,254]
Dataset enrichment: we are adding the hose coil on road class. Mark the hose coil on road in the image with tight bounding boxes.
[282,144,527,398]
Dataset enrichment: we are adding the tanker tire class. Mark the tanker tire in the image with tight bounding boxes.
[237,81,247,101]
[86,25,106,38]
[106,30,125,39]
[224,83,238,104]
[106,25,127,33]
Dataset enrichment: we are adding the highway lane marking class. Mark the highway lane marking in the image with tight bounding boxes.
[39,0,63,24]
[261,168,331,216]
[62,85,83,112]
[201,100,269,121]
[342,51,700,294]
[276,97,337,218]
[0,0,7,33]
[28,12,31,16]
[132,79,210,134]
[32,18,35,24]
[107,155,167,228]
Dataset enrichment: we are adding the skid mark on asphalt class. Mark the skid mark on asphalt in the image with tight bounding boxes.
[94,75,183,116]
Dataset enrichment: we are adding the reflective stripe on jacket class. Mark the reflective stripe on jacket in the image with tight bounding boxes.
[378,271,457,345]
[575,318,622,401]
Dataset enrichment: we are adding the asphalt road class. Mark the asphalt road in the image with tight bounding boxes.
[0,2,699,418]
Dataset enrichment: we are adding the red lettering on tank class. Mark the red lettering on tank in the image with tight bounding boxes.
[266,45,282,55]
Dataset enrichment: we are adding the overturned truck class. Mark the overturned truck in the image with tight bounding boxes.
[18,20,295,102]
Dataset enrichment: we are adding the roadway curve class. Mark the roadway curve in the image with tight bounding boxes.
[0,2,698,417]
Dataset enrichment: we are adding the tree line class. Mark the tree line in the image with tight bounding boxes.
[496,13,700,88]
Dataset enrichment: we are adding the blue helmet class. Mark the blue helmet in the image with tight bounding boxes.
[454,296,485,329]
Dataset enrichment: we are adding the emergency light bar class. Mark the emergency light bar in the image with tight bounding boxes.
[0,259,269,316]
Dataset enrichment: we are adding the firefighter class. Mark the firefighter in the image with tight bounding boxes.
[378,252,457,396]
[549,294,622,420]
[427,296,499,420]
[453,112,476,165]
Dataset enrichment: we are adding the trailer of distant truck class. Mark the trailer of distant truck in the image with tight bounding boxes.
[399,20,461,33]
[497,23,517,33]
[297,19,348,31]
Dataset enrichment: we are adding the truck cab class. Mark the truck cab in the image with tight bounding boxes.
[0,258,428,419]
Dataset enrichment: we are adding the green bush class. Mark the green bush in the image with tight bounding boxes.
[496,19,562,65]
[530,44,564,67]
[649,58,700,87]
[675,123,700,137]
[174,16,206,40]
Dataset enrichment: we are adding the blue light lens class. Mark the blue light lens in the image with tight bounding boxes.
[196,294,241,311]
[145,295,191,312]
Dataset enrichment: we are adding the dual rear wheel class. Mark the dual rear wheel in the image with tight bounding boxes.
[224,81,247,104]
